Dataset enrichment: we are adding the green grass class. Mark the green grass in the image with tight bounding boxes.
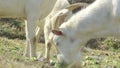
[0,37,58,68]
[0,37,120,68]
[0,19,25,39]
[82,50,120,68]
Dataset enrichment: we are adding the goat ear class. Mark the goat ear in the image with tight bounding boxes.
[52,30,63,35]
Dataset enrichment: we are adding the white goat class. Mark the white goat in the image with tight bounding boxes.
[0,0,57,58]
[52,0,120,67]
[44,1,88,61]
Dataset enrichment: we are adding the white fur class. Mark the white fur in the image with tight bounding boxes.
[52,0,120,67]
[0,0,57,58]
[44,1,88,62]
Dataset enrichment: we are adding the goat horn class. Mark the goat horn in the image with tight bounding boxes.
[66,3,89,11]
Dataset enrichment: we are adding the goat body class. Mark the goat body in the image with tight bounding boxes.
[52,0,120,67]
[0,0,57,58]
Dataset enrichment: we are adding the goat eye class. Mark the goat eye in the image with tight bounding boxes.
[55,42,59,46]
[70,38,75,42]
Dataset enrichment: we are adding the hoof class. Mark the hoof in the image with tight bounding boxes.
[23,53,30,58]
[38,56,49,63]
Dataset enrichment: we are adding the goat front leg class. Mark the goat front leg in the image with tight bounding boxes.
[44,22,52,62]
[25,18,38,58]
